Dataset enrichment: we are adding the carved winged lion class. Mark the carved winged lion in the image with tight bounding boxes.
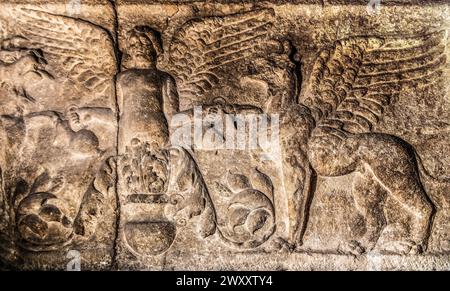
[158,10,448,254]
[282,32,449,255]
[156,9,282,249]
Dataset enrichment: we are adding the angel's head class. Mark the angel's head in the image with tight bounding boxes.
[123,26,163,70]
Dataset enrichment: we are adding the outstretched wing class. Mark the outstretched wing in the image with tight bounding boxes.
[1,8,117,95]
[160,9,276,100]
[302,31,447,137]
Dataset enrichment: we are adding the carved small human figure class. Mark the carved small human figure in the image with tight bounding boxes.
[118,25,179,140]
[117,25,179,196]
[116,26,214,257]
[0,40,50,85]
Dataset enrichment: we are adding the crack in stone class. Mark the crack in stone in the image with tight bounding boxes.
[108,0,122,271]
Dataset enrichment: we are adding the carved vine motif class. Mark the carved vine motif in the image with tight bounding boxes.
[116,25,216,257]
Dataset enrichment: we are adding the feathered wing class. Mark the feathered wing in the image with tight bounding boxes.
[160,9,275,100]
[1,7,117,95]
[0,8,116,252]
[301,31,447,136]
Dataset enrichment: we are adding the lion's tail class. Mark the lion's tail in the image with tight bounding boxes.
[415,151,450,209]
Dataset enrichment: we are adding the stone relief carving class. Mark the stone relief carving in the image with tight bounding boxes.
[0,0,449,270]
[215,169,276,249]
[115,26,216,257]
[0,6,117,267]
[284,33,448,255]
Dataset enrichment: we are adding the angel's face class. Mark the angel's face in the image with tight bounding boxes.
[123,34,157,69]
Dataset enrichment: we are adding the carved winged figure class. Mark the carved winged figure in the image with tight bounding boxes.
[155,9,287,249]
[0,7,117,258]
[158,10,448,254]
[282,32,448,254]
[0,7,281,258]
[116,9,281,253]
[0,5,447,260]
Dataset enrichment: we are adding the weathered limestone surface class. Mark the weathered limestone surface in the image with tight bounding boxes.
[0,0,449,270]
